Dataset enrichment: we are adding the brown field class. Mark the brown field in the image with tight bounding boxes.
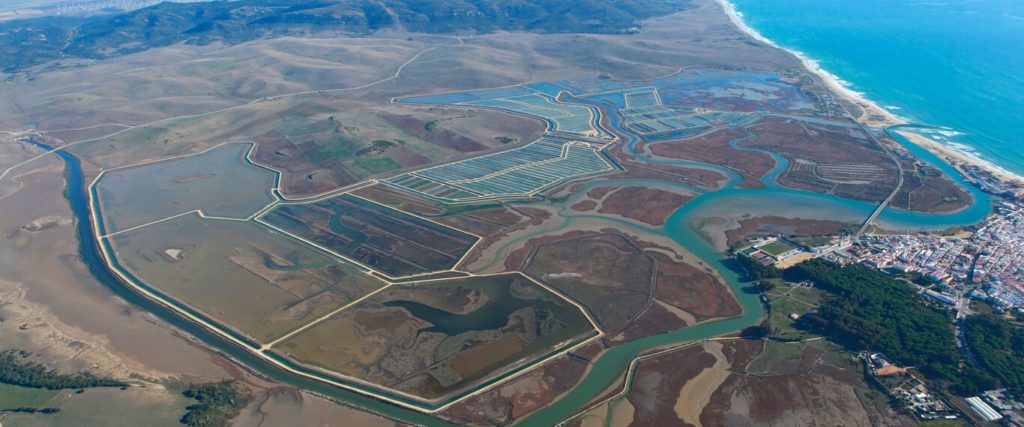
[439,355,591,426]
[724,215,849,247]
[274,273,596,400]
[570,339,914,427]
[351,184,449,216]
[523,232,656,332]
[519,231,740,342]
[248,102,545,197]
[595,186,695,226]
[886,141,973,212]
[604,143,729,190]
[571,200,598,212]
[648,128,777,189]
[260,194,477,277]
[739,118,901,203]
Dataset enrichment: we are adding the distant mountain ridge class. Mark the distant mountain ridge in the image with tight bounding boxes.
[0,0,692,73]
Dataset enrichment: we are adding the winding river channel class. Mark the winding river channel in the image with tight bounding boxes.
[42,105,993,425]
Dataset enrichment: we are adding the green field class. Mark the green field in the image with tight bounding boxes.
[746,341,804,376]
[0,383,58,409]
[1,387,189,427]
[758,240,796,257]
[764,281,823,340]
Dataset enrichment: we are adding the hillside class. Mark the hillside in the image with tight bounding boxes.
[0,0,692,73]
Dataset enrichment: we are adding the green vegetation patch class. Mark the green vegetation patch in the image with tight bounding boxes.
[962,314,1024,395]
[354,157,402,174]
[0,349,127,390]
[787,260,990,395]
[746,341,804,376]
[758,240,796,257]
[181,381,252,427]
[0,383,58,409]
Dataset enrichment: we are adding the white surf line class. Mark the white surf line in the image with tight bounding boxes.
[0,35,468,184]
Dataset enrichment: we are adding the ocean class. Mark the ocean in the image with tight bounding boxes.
[728,0,1024,179]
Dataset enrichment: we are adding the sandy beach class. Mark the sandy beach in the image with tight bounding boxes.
[715,0,1024,187]
[895,130,1024,186]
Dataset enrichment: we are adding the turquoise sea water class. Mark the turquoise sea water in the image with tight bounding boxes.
[730,0,1024,178]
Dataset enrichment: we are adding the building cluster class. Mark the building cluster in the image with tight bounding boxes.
[971,389,1024,425]
[738,236,808,268]
[831,202,1024,313]
[863,352,962,421]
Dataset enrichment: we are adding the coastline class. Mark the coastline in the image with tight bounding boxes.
[714,0,1024,187]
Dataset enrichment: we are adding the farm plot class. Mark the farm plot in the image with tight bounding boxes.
[108,213,382,342]
[95,143,276,233]
[385,136,618,203]
[272,273,598,401]
[260,194,478,277]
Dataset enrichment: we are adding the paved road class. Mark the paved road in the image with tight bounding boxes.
[850,118,905,236]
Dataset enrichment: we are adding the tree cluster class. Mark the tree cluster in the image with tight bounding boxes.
[180,381,251,427]
[736,254,781,280]
[0,349,127,390]
[787,261,973,389]
[963,314,1024,396]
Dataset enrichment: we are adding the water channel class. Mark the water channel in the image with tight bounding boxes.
[41,100,993,424]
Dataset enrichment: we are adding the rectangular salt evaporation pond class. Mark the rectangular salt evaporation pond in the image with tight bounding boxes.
[260,194,478,277]
[273,273,597,400]
[95,144,277,233]
[468,95,607,138]
[109,213,382,342]
[387,136,617,203]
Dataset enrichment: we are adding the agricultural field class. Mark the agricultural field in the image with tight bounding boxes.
[523,233,655,332]
[94,143,277,233]
[739,118,901,202]
[516,231,742,342]
[273,273,598,401]
[0,383,58,409]
[108,213,382,342]
[259,194,478,277]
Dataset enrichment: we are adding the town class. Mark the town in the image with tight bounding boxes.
[839,200,1024,317]
[738,200,1024,424]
